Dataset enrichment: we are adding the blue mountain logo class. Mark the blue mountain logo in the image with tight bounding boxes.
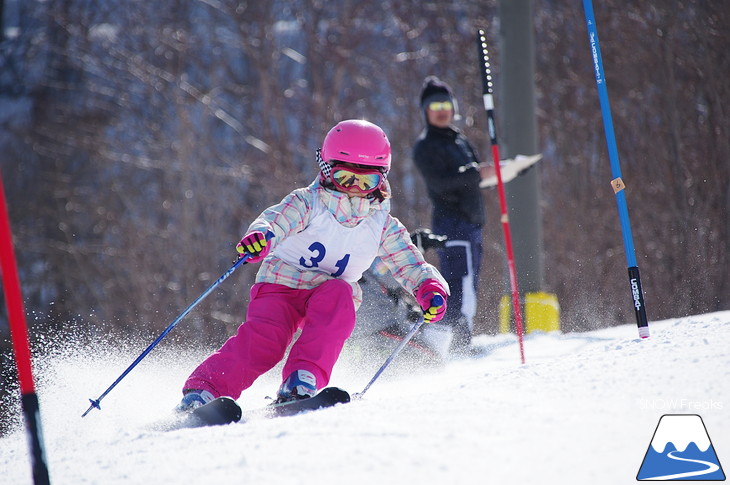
[637,414,725,481]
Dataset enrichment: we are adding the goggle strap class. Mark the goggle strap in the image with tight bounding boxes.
[316,148,331,179]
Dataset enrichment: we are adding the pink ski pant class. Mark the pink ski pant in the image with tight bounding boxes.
[183,280,356,399]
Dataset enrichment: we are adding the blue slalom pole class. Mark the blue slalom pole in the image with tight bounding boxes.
[582,0,649,338]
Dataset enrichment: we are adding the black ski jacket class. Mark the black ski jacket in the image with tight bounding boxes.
[413,125,485,226]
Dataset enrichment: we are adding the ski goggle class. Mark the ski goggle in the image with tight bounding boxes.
[427,100,453,111]
[331,166,383,193]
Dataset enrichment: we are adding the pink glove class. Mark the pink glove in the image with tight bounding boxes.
[236,230,270,263]
[415,279,448,323]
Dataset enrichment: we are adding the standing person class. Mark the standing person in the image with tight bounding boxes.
[177,119,449,410]
[413,76,485,354]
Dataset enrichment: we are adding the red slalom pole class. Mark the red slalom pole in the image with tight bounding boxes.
[477,29,526,364]
[0,169,51,485]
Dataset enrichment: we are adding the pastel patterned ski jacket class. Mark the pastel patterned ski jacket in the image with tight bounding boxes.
[246,179,448,307]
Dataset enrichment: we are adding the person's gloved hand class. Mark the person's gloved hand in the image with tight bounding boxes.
[421,293,446,323]
[415,279,449,323]
[236,230,270,263]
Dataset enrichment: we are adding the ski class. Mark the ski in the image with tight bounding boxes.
[153,396,243,431]
[264,387,350,418]
[191,396,243,425]
[156,387,349,431]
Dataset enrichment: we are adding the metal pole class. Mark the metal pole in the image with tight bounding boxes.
[354,293,444,398]
[498,0,544,294]
[83,230,274,417]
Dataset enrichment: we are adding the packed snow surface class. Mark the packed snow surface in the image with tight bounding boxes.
[2,311,729,484]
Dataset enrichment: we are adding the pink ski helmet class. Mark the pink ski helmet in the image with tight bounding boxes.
[320,119,391,171]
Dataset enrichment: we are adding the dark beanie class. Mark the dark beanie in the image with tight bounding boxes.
[419,76,455,109]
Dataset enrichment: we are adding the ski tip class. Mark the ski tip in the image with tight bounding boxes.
[202,396,243,423]
[321,387,351,404]
[220,396,244,422]
[149,397,242,431]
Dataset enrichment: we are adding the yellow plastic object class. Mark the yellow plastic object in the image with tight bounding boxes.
[499,292,560,333]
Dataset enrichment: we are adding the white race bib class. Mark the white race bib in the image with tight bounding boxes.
[273,198,386,282]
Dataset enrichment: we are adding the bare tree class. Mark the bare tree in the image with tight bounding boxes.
[1,0,728,348]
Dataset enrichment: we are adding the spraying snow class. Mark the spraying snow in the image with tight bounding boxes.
[1,312,729,484]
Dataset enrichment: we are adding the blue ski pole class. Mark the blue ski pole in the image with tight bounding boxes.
[582,0,649,338]
[82,232,274,417]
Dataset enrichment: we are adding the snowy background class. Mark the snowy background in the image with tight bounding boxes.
[1,311,728,484]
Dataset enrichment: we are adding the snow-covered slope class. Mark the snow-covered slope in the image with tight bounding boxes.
[2,312,729,484]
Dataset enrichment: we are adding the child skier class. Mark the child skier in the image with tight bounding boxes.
[178,119,449,410]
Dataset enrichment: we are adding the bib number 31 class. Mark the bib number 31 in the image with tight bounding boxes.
[298,241,350,277]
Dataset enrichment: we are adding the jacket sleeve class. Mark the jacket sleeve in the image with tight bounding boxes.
[376,214,450,297]
[245,187,312,251]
